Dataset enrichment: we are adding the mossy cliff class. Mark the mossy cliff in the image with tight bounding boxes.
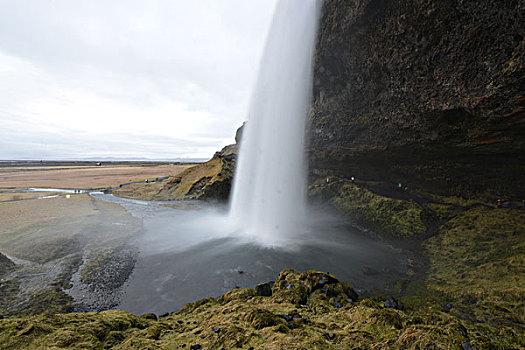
[113,126,242,201]
[1,268,523,349]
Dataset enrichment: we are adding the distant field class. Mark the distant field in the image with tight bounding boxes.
[0,164,194,189]
[0,192,61,202]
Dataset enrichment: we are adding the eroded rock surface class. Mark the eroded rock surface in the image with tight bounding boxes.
[310,0,525,199]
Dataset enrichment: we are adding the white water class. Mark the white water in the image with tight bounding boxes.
[229,0,321,246]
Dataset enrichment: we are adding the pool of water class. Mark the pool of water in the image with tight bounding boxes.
[92,193,408,316]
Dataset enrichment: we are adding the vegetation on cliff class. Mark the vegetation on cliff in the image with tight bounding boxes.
[113,133,241,202]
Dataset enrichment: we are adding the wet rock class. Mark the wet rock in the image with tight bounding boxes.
[325,333,336,340]
[277,314,293,322]
[384,297,399,309]
[311,0,525,200]
[140,313,158,321]
[0,252,15,276]
[300,271,339,292]
[255,281,273,297]
[461,343,475,350]
[235,122,245,144]
[334,297,342,308]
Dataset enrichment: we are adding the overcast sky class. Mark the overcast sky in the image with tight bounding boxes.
[0,0,278,160]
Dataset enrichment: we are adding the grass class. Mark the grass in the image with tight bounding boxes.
[423,207,525,328]
[311,181,428,237]
[1,268,522,349]
[114,156,233,201]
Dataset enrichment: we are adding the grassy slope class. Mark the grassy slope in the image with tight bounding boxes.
[113,157,231,201]
[310,180,429,238]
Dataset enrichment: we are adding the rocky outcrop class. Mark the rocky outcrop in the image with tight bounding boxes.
[0,252,15,276]
[113,124,244,201]
[309,0,525,199]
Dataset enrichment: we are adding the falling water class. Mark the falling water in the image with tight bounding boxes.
[230,0,321,246]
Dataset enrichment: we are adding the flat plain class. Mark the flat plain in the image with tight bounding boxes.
[0,163,194,190]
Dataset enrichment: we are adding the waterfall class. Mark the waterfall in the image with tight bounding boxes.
[229,0,321,246]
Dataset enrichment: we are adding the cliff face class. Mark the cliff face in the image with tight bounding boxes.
[310,0,525,199]
[0,252,15,276]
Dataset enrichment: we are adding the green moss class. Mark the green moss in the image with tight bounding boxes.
[427,203,462,221]
[19,289,74,316]
[0,279,21,319]
[320,183,428,237]
[80,251,111,285]
[0,252,16,276]
[217,288,255,304]
[0,267,523,349]
[113,156,234,201]
[369,308,403,329]
[422,207,524,327]
[243,308,283,329]
[178,296,217,314]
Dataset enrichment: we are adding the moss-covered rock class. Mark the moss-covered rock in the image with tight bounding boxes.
[311,181,428,237]
[424,207,525,327]
[113,125,244,202]
[0,252,15,276]
[0,267,523,349]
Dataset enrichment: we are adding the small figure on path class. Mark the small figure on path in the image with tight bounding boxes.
[497,199,502,208]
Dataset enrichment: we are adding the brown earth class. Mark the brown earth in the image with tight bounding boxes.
[0,164,193,190]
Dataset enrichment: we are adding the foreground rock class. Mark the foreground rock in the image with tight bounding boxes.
[1,263,523,349]
[0,252,15,276]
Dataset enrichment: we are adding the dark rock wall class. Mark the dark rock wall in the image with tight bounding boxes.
[0,252,15,276]
[309,0,525,198]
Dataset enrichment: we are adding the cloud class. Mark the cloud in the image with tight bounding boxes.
[0,0,278,159]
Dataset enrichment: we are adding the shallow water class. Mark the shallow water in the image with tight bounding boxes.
[92,193,408,316]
